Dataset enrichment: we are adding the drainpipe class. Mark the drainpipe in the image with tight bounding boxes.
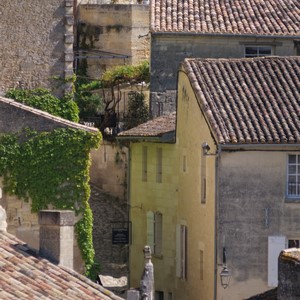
[214,146,222,300]
[127,146,132,288]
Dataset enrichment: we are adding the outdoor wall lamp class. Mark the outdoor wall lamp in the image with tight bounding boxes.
[220,247,231,289]
[202,142,210,155]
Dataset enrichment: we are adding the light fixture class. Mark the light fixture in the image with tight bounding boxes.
[202,142,210,155]
[220,247,231,289]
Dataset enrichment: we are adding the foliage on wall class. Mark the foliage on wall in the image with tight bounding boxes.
[101,60,150,87]
[75,61,150,131]
[5,88,79,122]
[0,127,102,279]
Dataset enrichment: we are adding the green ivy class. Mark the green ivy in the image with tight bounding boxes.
[101,60,150,87]
[5,88,79,122]
[0,128,101,278]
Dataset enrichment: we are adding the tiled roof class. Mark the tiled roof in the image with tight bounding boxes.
[151,0,300,36]
[182,56,300,144]
[0,231,122,300]
[118,112,176,138]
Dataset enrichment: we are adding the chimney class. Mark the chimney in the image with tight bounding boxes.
[39,210,74,269]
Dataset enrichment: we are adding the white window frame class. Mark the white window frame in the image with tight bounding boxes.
[287,154,300,199]
[244,45,272,58]
[288,238,300,248]
[147,211,163,256]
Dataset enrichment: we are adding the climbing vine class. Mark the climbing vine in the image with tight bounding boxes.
[0,128,101,279]
[5,88,79,122]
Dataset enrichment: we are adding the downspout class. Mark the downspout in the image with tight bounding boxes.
[127,146,132,288]
[214,145,222,300]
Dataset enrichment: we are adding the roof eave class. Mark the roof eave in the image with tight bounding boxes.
[117,131,176,143]
[219,143,300,151]
[151,31,300,39]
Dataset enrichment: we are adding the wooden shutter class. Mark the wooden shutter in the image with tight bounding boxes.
[176,224,187,279]
[154,212,162,255]
[147,211,154,252]
[268,236,286,287]
[176,224,181,277]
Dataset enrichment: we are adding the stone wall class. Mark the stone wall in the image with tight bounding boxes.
[0,96,96,273]
[89,185,129,278]
[0,0,74,96]
[0,96,96,134]
[278,249,300,300]
[150,34,297,116]
[218,150,300,299]
[77,3,150,78]
[90,141,128,199]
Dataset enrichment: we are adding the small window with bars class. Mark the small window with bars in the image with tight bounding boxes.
[287,154,300,198]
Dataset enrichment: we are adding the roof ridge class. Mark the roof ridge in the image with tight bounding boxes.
[0,96,99,133]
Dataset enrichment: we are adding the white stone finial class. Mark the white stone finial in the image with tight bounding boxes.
[0,206,7,232]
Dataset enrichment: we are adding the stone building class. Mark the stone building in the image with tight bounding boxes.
[0,0,74,96]
[0,95,99,272]
[76,2,150,79]
[149,0,300,117]
[119,56,300,300]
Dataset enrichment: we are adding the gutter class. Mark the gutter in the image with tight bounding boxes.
[117,131,176,144]
[219,143,300,151]
[151,31,300,40]
[214,146,222,300]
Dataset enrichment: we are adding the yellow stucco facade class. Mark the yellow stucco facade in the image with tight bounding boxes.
[128,68,217,299]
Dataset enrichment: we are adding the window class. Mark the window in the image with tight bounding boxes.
[268,236,300,287]
[288,239,300,248]
[176,224,187,279]
[200,250,204,280]
[287,154,300,198]
[183,155,187,173]
[245,46,272,58]
[294,40,300,56]
[156,148,163,183]
[142,146,147,182]
[155,291,164,300]
[147,211,163,256]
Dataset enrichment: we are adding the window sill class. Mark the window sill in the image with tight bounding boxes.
[285,197,300,203]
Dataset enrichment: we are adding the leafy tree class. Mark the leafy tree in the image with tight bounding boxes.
[124,92,149,130]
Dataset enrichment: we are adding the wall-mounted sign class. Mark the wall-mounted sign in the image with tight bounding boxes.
[112,228,129,244]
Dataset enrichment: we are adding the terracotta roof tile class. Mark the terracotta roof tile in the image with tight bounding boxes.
[151,0,300,36]
[183,56,300,144]
[118,112,176,138]
[0,231,122,300]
